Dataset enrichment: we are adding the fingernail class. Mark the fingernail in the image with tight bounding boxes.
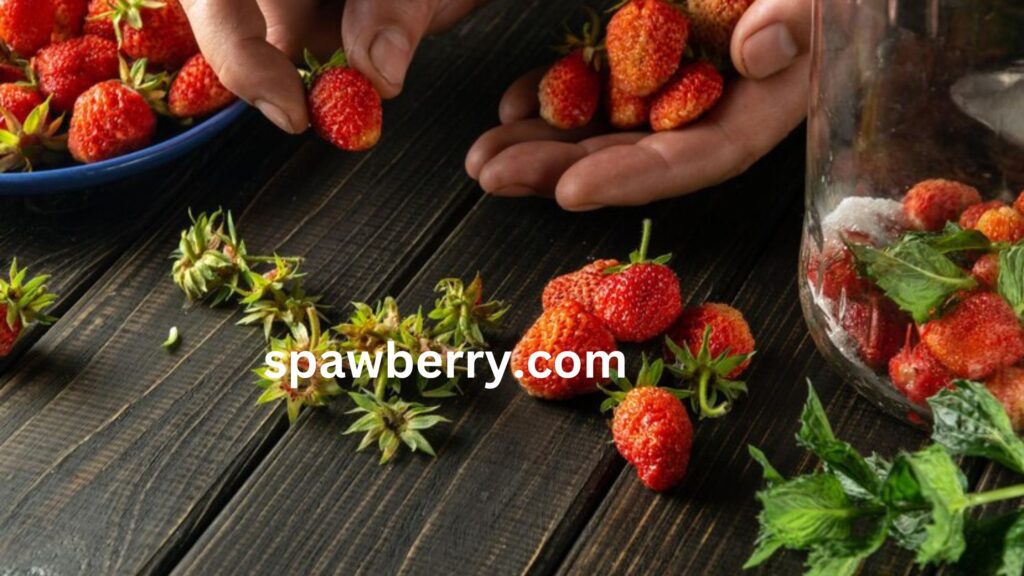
[369,28,411,89]
[254,99,296,134]
[741,23,799,80]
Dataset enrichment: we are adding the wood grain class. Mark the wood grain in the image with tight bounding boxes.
[173,130,804,576]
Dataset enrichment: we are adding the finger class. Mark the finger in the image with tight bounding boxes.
[257,0,318,58]
[181,0,307,133]
[556,57,810,209]
[498,68,545,124]
[427,0,484,33]
[465,118,603,179]
[731,0,812,80]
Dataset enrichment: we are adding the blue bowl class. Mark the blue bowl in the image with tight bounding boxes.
[0,100,249,195]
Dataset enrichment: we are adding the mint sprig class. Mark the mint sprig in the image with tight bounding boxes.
[998,244,1024,319]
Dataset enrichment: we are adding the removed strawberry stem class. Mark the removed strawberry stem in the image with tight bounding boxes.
[162,326,179,350]
[665,327,751,419]
[0,259,59,356]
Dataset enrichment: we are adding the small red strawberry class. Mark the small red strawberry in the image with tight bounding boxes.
[0,82,41,129]
[840,290,909,372]
[541,259,620,312]
[664,303,755,418]
[902,179,982,232]
[33,34,119,112]
[593,219,681,342]
[0,0,55,56]
[512,300,618,400]
[920,291,1024,380]
[168,53,236,118]
[649,60,724,132]
[985,367,1024,431]
[687,0,755,55]
[606,79,648,130]
[302,49,383,152]
[97,0,198,69]
[606,0,689,98]
[971,252,1000,288]
[51,0,86,41]
[805,245,868,303]
[82,0,115,39]
[0,258,58,356]
[958,199,1005,230]
[976,206,1024,244]
[68,57,165,163]
[0,96,66,172]
[603,356,692,492]
[888,335,953,406]
[539,12,602,130]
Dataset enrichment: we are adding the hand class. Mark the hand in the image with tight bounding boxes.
[465,0,812,210]
[179,0,484,134]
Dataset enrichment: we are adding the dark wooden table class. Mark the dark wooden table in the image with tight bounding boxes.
[5,1,1011,574]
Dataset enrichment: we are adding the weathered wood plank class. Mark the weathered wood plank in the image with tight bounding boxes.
[173,132,804,575]
[558,206,931,575]
[0,1,562,572]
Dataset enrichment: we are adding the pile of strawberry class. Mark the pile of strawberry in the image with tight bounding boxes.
[808,178,1024,429]
[537,0,753,132]
[512,219,756,491]
[0,0,384,172]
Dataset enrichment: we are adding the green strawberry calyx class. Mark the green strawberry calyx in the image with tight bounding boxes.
[0,258,58,331]
[559,6,604,69]
[299,49,349,89]
[343,391,449,464]
[666,327,753,419]
[93,0,167,46]
[0,97,66,173]
[428,273,508,349]
[599,355,690,413]
[604,219,672,275]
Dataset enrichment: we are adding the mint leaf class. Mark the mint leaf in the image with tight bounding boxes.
[957,510,1024,576]
[929,380,1024,474]
[849,239,976,323]
[748,445,784,486]
[881,445,969,565]
[999,244,1024,318]
[797,382,882,499]
[804,518,888,576]
[753,474,863,551]
[911,222,991,254]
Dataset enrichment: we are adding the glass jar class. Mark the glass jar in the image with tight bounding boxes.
[800,0,1024,423]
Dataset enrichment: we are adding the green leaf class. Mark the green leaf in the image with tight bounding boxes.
[848,239,976,323]
[929,380,1024,474]
[999,244,1024,319]
[956,510,1024,576]
[797,382,882,499]
[881,445,969,565]
[748,445,784,486]
[911,222,992,254]
[754,473,863,550]
[803,516,888,576]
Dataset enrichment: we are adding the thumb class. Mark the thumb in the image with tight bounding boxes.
[730,0,812,80]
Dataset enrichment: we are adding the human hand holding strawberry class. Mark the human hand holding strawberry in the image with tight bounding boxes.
[466,0,811,210]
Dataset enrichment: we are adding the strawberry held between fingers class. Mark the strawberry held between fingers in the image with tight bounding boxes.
[33,34,119,112]
[649,60,724,132]
[606,0,689,98]
[541,259,620,312]
[512,300,618,400]
[0,259,58,357]
[0,0,55,56]
[593,219,681,342]
[603,357,692,492]
[302,49,383,152]
[168,53,236,119]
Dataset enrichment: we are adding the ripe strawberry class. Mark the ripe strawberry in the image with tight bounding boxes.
[687,0,755,55]
[604,357,692,492]
[52,0,86,41]
[0,96,65,172]
[888,336,953,406]
[0,0,55,56]
[805,245,868,303]
[985,367,1024,431]
[649,61,724,132]
[920,291,1024,380]
[593,219,682,342]
[0,82,41,129]
[0,258,58,356]
[302,49,382,152]
[666,303,754,378]
[958,199,1005,230]
[68,58,164,163]
[0,41,26,83]
[539,15,602,130]
[976,206,1024,244]
[902,179,982,232]
[512,300,618,400]
[168,53,236,118]
[971,252,1000,288]
[33,35,119,112]
[607,79,648,130]
[840,290,909,372]
[98,0,198,69]
[82,0,115,39]
[606,0,689,97]
[541,259,620,312]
